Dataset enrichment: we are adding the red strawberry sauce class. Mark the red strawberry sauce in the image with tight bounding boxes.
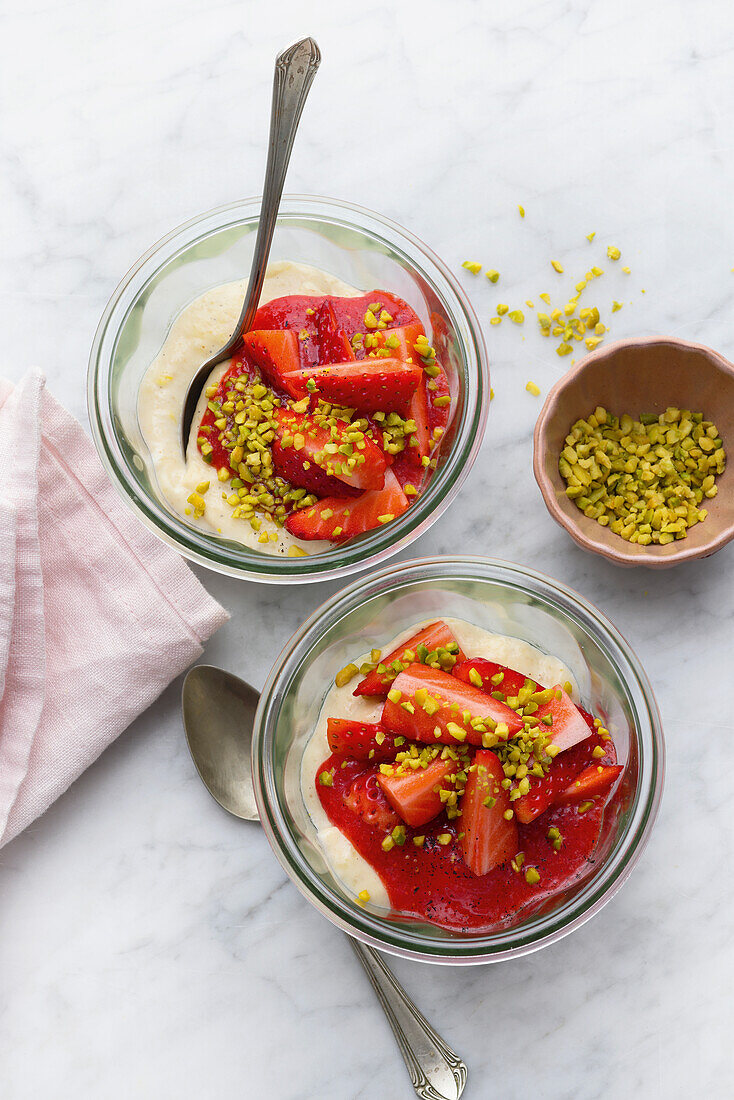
[316,717,618,933]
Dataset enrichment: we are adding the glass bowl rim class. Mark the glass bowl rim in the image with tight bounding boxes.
[87,193,490,584]
[252,554,665,964]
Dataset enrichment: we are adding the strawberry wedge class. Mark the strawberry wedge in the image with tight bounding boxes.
[535,685,592,753]
[285,468,408,541]
[295,359,422,415]
[381,663,523,748]
[315,300,355,364]
[354,620,466,697]
[453,658,529,700]
[272,432,359,498]
[326,719,401,763]
[378,758,458,828]
[274,409,386,493]
[343,770,401,831]
[242,330,305,398]
[513,730,616,824]
[555,764,623,807]
[459,749,518,875]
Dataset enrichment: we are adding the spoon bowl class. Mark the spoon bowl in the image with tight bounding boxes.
[182,665,259,820]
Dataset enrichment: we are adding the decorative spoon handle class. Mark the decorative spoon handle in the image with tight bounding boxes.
[235,36,321,337]
[180,37,320,447]
[349,938,468,1100]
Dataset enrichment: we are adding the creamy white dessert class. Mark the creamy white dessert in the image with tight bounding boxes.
[137,261,361,554]
[300,617,577,908]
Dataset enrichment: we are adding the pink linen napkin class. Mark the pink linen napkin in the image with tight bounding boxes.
[0,370,229,848]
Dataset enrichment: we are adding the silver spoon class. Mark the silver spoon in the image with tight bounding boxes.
[181,36,321,452]
[182,664,468,1100]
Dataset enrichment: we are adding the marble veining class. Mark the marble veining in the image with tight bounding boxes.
[2,0,733,1096]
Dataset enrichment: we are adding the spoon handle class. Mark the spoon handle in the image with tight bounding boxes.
[349,938,468,1100]
[235,36,321,338]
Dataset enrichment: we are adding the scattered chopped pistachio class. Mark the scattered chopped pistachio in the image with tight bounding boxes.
[607,245,621,261]
[486,269,500,283]
[526,381,541,397]
[525,867,541,885]
[318,770,333,787]
[496,303,509,316]
[551,260,564,274]
[437,833,452,845]
[508,310,524,324]
[462,261,482,274]
[335,663,359,688]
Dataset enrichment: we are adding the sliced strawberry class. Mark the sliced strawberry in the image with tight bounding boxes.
[363,322,425,363]
[381,663,523,747]
[555,764,623,807]
[355,620,466,697]
[404,377,431,466]
[242,330,306,398]
[459,749,518,876]
[389,452,426,497]
[285,468,408,542]
[513,729,616,824]
[272,431,359,499]
[426,360,452,435]
[377,758,458,828]
[344,770,401,831]
[275,409,386,493]
[316,300,355,364]
[295,359,422,415]
[535,685,592,753]
[453,659,529,701]
[326,719,401,762]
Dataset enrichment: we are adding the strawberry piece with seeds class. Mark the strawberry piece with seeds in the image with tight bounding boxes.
[378,758,458,828]
[326,719,401,762]
[459,749,518,875]
[241,330,306,398]
[535,685,593,753]
[285,468,408,542]
[343,769,401,831]
[555,763,623,807]
[381,663,523,747]
[295,359,422,415]
[275,409,386,493]
[355,620,466,697]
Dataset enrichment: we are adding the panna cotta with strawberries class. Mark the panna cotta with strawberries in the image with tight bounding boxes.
[301,617,623,932]
[138,261,454,556]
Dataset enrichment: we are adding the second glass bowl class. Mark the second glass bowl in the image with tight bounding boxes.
[252,556,664,964]
[88,195,489,583]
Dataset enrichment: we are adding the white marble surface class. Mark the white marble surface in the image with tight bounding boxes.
[2,1,733,1096]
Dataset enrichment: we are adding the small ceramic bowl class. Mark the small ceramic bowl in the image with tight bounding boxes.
[533,336,734,568]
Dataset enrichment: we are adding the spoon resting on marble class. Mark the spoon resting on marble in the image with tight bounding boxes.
[182,664,468,1100]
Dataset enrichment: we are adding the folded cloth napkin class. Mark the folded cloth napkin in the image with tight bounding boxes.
[0,370,228,848]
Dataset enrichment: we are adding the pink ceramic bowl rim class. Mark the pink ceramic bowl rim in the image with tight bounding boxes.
[533,335,734,567]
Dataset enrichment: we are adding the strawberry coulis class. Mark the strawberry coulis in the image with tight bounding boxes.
[316,711,619,933]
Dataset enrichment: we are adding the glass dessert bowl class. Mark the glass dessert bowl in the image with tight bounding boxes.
[252,556,664,964]
[88,196,489,582]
